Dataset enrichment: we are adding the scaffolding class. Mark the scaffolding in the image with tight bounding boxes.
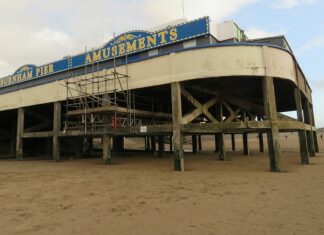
[63,36,137,135]
[63,36,174,135]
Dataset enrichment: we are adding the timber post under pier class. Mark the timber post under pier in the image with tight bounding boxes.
[103,135,112,164]
[262,76,282,172]
[16,107,24,160]
[243,133,249,156]
[294,87,310,164]
[171,82,184,171]
[53,102,61,162]
[215,102,226,161]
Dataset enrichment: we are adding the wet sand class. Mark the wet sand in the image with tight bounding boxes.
[0,133,323,234]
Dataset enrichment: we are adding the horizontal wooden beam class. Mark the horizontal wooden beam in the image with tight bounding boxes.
[278,121,313,131]
[181,121,271,134]
[22,131,54,138]
[20,121,315,138]
[67,106,170,118]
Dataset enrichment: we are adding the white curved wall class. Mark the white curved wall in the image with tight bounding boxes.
[0,45,311,111]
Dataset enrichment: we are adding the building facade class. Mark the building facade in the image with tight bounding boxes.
[0,17,318,171]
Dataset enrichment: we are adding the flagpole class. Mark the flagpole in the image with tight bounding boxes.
[182,0,185,18]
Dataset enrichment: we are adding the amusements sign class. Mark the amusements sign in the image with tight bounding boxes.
[0,17,209,88]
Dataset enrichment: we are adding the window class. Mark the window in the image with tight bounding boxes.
[183,40,197,48]
[148,49,159,57]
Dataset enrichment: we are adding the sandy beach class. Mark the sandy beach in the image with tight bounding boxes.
[0,133,323,235]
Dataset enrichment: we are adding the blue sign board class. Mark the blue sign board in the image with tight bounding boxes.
[0,17,209,88]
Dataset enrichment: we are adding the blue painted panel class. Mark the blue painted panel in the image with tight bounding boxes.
[0,17,209,88]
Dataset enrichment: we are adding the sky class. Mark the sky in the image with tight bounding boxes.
[0,0,323,126]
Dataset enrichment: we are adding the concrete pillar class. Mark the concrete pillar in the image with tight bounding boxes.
[262,76,281,172]
[53,102,61,162]
[192,135,197,154]
[103,135,112,164]
[171,82,184,171]
[294,88,309,164]
[16,107,24,160]
[231,134,236,151]
[243,133,249,156]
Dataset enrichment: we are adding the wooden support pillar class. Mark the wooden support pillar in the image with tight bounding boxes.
[313,132,319,153]
[53,102,61,162]
[306,132,316,157]
[243,133,249,156]
[231,134,236,151]
[217,133,226,161]
[16,107,24,160]
[294,88,309,164]
[171,82,184,171]
[192,135,197,154]
[216,102,226,161]
[158,136,164,158]
[310,105,319,153]
[103,135,112,164]
[263,76,281,172]
[256,115,264,153]
[303,100,316,157]
[258,133,264,153]
[198,135,202,151]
